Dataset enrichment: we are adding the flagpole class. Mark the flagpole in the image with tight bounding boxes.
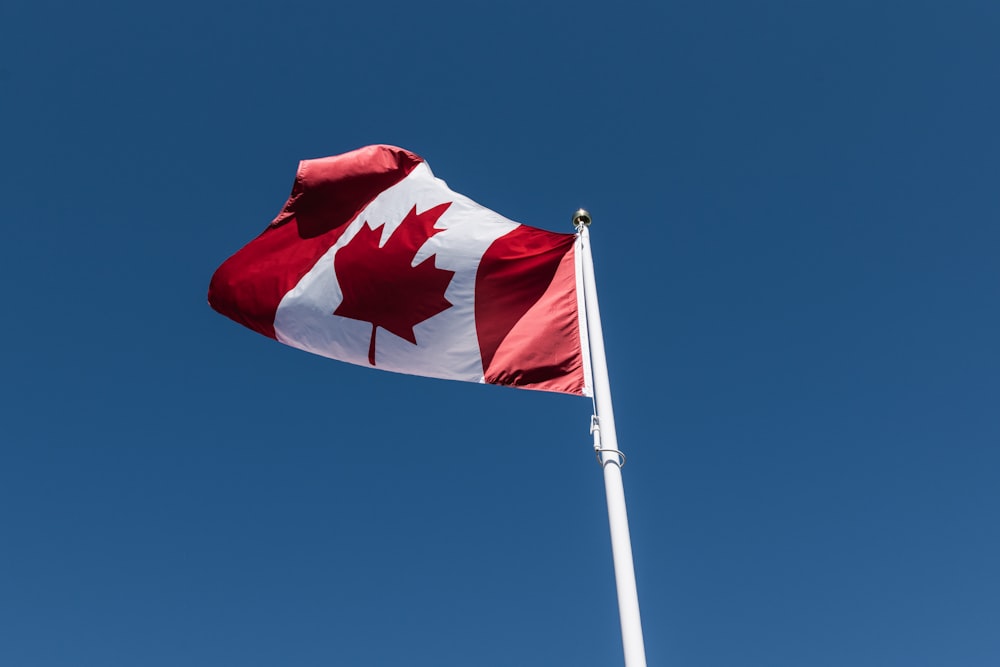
[574,210,648,667]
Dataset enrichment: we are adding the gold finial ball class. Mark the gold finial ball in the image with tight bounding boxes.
[572,208,592,228]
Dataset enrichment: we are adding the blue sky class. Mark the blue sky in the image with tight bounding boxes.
[2,1,999,665]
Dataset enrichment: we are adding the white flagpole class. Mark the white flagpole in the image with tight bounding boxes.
[574,209,648,667]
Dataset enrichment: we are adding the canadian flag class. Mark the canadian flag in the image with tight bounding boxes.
[209,145,592,396]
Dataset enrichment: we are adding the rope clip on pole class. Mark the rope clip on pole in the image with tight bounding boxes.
[591,414,626,468]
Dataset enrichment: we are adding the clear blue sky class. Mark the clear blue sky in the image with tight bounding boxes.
[2,1,998,665]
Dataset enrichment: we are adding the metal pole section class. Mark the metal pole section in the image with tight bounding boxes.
[575,212,648,667]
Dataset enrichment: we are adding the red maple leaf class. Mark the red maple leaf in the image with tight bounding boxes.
[334,202,455,366]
